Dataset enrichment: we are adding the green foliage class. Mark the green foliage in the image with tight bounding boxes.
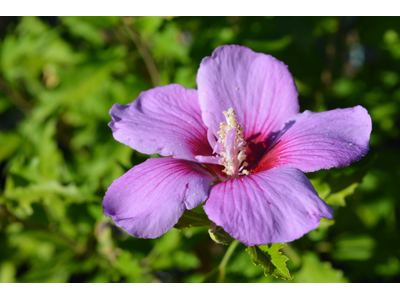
[208,222,235,245]
[173,210,210,230]
[203,239,240,283]
[292,252,348,283]
[1,16,399,283]
[246,244,292,280]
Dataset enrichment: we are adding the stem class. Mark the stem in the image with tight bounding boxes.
[121,17,161,87]
[0,76,32,114]
[218,239,239,283]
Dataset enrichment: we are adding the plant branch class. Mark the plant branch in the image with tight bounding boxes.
[121,17,161,87]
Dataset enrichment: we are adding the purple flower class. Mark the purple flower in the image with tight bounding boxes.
[102,45,372,246]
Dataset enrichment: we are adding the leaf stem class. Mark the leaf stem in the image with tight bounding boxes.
[218,239,239,283]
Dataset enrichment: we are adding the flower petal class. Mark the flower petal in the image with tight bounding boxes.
[252,106,372,173]
[195,155,221,164]
[109,84,211,162]
[197,45,299,142]
[103,158,216,239]
[204,167,333,246]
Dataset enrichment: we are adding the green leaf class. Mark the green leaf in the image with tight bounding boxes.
[0,261,16,283]
[61,17,105,46]
[173,210,210,230]
[245,243,293,280]
[244,35,292,53]
[292,252,348,283]
[325,182,359,206]
[310,154,376,207]
[332,235,376,261]
[0,132,21,163]
[375,256,400,277]
[208,222,234,245]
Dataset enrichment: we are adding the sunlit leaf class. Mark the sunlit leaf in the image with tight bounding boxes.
[246,243,293,280]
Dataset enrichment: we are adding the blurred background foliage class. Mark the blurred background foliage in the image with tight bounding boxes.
[0,16,399,283]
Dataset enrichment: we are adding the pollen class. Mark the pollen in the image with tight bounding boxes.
[217,108,249,177]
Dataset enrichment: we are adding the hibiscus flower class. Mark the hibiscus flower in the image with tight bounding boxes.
[102,45,371,246]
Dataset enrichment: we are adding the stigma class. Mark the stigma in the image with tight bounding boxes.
[194,108,250,178]
[217,108,249,177]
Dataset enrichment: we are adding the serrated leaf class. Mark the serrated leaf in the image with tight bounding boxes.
[246,243,293,280]
[173,210,210,230]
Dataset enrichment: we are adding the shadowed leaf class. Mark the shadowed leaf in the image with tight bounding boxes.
[173,210,210,230]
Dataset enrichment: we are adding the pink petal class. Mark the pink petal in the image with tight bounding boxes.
[109,84,211,162]
[204,167,333,246]
[197,45,299,143]
[195,155,221,164]
[102,158,216,239]
[252,106,372,173]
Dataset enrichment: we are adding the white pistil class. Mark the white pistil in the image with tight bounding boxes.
[217,108,249,177]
